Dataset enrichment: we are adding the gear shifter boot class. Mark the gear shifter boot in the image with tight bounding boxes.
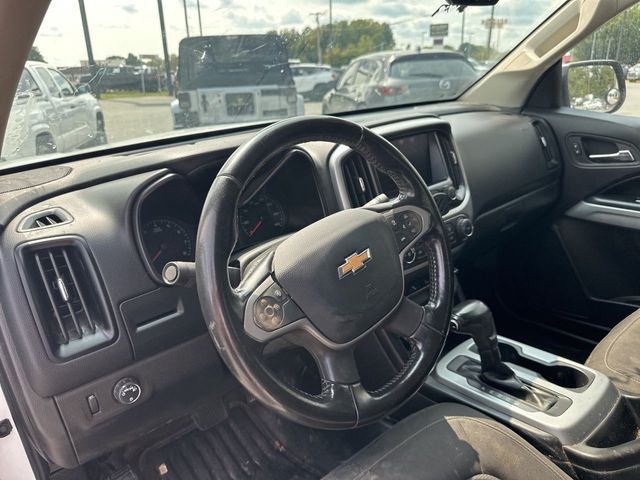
[451,300,558,411]
[480,362,525,392]
[451,300,524,393]
[457,359,557,411]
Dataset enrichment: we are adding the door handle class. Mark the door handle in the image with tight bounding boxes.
[588,149,635,163]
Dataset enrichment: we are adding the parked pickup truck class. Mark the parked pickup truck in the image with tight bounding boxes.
[1,61,105,161]
[172,34,304,129]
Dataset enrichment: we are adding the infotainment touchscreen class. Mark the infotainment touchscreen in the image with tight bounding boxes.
[391,133,449,185]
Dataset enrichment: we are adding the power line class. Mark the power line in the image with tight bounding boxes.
[197,0,203,36]
[182,0,190,37]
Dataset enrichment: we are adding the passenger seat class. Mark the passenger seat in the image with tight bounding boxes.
[586,309,640,397]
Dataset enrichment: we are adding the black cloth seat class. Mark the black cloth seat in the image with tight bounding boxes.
[586,308,640,397]
[323,403,571,480]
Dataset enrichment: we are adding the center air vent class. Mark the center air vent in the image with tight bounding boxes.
[18,239,114,360]
[342,153,379,207]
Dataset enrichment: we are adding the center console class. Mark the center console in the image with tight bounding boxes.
[425,301,640,480]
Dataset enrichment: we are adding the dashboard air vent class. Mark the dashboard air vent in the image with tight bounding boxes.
[18,240,114,359]
[532,120,559,169]
[19,208,72,232]
[436,132,462,187]
[342,153,379,207]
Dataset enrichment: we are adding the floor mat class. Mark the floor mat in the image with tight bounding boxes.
[138,406,323,480]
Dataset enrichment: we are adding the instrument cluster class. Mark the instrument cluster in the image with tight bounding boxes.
[137,150,324,280]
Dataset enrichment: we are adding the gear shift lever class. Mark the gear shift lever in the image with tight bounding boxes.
[450,300,524,393]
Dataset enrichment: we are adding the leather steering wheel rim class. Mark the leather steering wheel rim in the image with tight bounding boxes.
[196,116,453,429]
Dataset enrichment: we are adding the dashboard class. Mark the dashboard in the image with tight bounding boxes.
[0,109,562,469]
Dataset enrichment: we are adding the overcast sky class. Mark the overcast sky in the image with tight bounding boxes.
[35,0,564,67]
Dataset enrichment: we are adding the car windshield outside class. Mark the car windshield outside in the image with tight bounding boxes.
[1,0,565,166]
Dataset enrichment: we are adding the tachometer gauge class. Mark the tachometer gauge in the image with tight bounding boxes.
[142,218,194,272]
[238,193,286,242]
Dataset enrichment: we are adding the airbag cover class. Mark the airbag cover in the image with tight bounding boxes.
[274,209,403,344]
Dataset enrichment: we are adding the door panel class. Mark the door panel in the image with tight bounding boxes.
[500,107,640,355]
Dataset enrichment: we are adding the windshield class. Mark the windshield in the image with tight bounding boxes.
[1,0,565,165]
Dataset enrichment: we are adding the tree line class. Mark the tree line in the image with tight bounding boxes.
[272,19,395,67]
[572,4,640,65]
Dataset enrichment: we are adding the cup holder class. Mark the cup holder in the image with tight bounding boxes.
[498,343,591,389]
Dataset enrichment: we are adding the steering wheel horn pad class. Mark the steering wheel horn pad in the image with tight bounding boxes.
[273,208,403,344]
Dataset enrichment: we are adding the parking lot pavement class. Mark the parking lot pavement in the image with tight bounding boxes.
[100,96,174,144]
[305,102,323,115]
[101,96,323,145]
[616,82,640,117]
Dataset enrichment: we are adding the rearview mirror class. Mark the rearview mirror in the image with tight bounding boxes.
[563,60,626,113]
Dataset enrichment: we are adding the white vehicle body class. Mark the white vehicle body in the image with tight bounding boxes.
[172,85,304,129]
[1,61,104,161]
[291,63,337,99]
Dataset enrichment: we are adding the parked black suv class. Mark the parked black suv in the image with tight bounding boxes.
[322,50,479,114]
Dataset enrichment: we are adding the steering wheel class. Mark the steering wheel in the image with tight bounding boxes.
[196,116,453,429]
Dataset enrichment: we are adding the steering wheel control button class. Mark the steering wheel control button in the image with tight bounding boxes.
[113,377,142,405]
[254,296,284,331]
[403,237,431,269]
[404,247,417,266]
[388,210,423,249]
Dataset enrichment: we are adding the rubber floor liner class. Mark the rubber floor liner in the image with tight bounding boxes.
[139,406,323,480]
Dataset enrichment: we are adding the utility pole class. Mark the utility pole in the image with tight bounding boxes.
[460,10,465,49]
[310,11,325,65]
[197,0,203,36]
[615,10,628,60]
[590,30,598,60]
[78,0,99,97]
[606,36,613,60]
[183,0,190,38]
[157,0,173,95]
[328,0,333,65]
[485,5,495,60]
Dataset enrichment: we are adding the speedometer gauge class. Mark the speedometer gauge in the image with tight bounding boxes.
[142,218,194,272]
[238,193,287,242]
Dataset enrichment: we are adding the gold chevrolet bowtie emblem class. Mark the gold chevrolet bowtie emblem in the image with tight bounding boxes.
[338,248,372,279]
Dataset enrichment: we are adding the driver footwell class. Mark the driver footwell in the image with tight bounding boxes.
[137,403,385,480]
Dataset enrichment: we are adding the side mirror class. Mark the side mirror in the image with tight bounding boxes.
[563,60,626,113]
[76,84,92,95]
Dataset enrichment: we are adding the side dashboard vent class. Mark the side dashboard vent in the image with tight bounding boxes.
[19,208,72,232]
[436,132,463,187]
[532,120,560,170]
[18,240,114,359]
[342,153,379,207]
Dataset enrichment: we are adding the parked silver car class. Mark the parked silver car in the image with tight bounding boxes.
[627,64,640,82]
[1,61,105,161]
[322,50,479,114]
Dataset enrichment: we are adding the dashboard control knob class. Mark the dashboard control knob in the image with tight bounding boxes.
[446,185,457,200]
[456,217,474,238]
[113,377,142,405]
